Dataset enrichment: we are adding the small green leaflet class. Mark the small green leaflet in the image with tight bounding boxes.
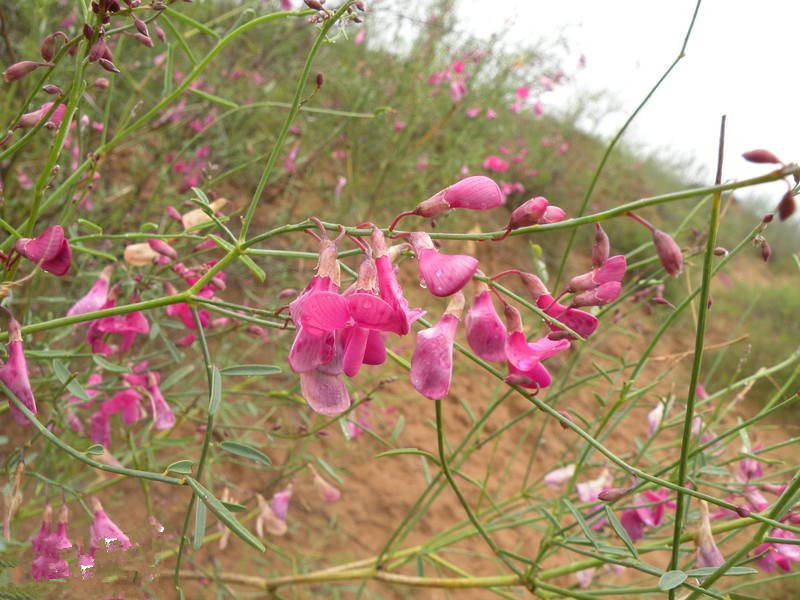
[219,441,271,467]
[685,566,757,577]
[208,366,222,416]
[604,506,640,559]
[658,570,687,591]
[92,354,131,373]
[193,501,207,550]
[166,460,195,475]
[85,445,105,455]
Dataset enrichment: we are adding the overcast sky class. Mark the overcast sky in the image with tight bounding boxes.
[457,0,798,209]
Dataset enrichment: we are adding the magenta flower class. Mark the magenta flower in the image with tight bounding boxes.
[536,294,598,339]
[256,493,287,537]
[540,205,566,224]
[145,371,175,430]
[90,498,131,550]
[409,232,478,297]
[567,255,627,293]
[465,281,507,362]
[755,528,800,572]
[482,155,509,172]
[495,196,549,240]
[410,293,464,400]
[13,225,71,275]
[1,315,38,425]
[86,307,149,356]
[17,102,65,129]
[31,504,71,581]
[737,445,764,482]
[67,266,113,317]
[570,281,622,308]
[372,227,422,335]
[503,304,569,389]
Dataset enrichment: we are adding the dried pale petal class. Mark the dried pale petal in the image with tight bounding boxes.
[299,369,351,416]
[181,198,228,230]
[123,242,159,266]
[696,500,725,568]
[544,464,576,486]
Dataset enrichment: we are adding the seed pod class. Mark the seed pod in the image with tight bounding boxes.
[777,190,796,221]
[742,149,781,164]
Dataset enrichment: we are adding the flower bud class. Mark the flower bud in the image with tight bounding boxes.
[539,205,566,224]
[598,487,627,502]
[42,84,62,95]
[735,505,752,518]
[508,196,548,229]
[40,32,67,62]
[133,16,149,36]
[713,246,727,256]
[652,229,682,276]
[155,26,166,43]
[93,77,110,90]
[763,213,773,223]
[147,238,177,260]
[760,240,771,262]
[592,223,610,267]
[742,149,781,164]
[98,58,120,74]
[777,190,796,221]
[305,0,325,9]
[3,61,50,83]
[133,33,154,48]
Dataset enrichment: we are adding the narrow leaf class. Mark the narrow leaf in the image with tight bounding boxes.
[604,505,640,559]
[238,254,266,283]
[92,354,131,374]
[375,448,438,462]
[208,366,222,416]
[166,460,194,475]
[220,364,281,376]
[221,501,248,513]
[563,499,599,549]
[219,441,271,467]
[193,501,207,550]
[685,566,757,577]
[185,477,264,552]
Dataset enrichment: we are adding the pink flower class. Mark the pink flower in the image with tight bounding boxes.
[90,498,131,550]
[567,255,627,294]
[485,108,497,120]
[647,402,664,437]
[410,293,464,400]
[544,464,576,486]
[533,101,543,115]
[515,85,530,100]
[256,493,287,537]
[737,445,764,482]
[537,294,598,339]
[299,367,351,416]
[576,469,613,503]
[465,281,507,362]
[145,371,175,430]
[372,227,421,336]
[503,303,569,389]
[409,232,479,297]
[353,28,366,45]
[392,119,406,132]
[465,106,482,118]
[755,528,800,572]
[1,315,38,425]
[334,175,347,197]
[449,79,467,102]
[284,142,299,173]
[31,504,71,581]
[696,500,725,568]
[17,102,65,129]
[67,266,113,317]
[482,155,509,172]
[13,225,71,275]
[308,463,341,502]
[540,205,566,224]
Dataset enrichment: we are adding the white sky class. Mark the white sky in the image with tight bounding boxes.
[457,0,798,209]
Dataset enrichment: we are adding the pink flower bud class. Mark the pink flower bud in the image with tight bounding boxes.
[539,205,566,224]
[93,77,110,90]
[761,240,772,262]
[42,84,62,95]
[742,149,781,164]
[410,293,464,399]
[567,255,627,293]
[308,463,341,502]
[652,229,682,276]
[2,317,38,421]
[592,223,610,267]
[133,16,149,36]
[3,61,50,83]
[409,232,478,297]
[155,26,166,43]
[507,196,548,230]
[147,238,177,260]
[98,58,120,74]
[13,225,71,275]
[133,32,154,48]
[647,402,664,437]
[465,282,507,362]
[40,32,67,62]
[777,190,796,221]
[90,498,131,550]
[598,487,627,502]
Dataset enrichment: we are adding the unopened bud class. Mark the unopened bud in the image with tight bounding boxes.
[762,213,773,223]
[98,58,120,74]
[83,24,94,40]
[315,72,323,89]
[133,32,154,48]
[133,16,149,36]
[155,26,166,43]
[557,410,573,429]
[598,487,627,502]
[3,61,49,83]
[147,238,177,260]
[42,84,62,95]
[40,32,67,62]
[93,77,109,90]
[760,240,771,262]
[777,190,796,221]
[735,505,751,518]
[742,149,781,164]
[592,223,610,267]
[652,229,683,276]
[713,246,727,256]
[355,0,366,10]
[547,330,574,341]
[304,0,325,9]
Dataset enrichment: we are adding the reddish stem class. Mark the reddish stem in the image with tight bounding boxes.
[625,211,655,232]
[387,210,417,232]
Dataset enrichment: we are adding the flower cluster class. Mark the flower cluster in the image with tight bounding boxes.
[287,176,625,414]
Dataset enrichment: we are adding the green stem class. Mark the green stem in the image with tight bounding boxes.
[668,116,726,587]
